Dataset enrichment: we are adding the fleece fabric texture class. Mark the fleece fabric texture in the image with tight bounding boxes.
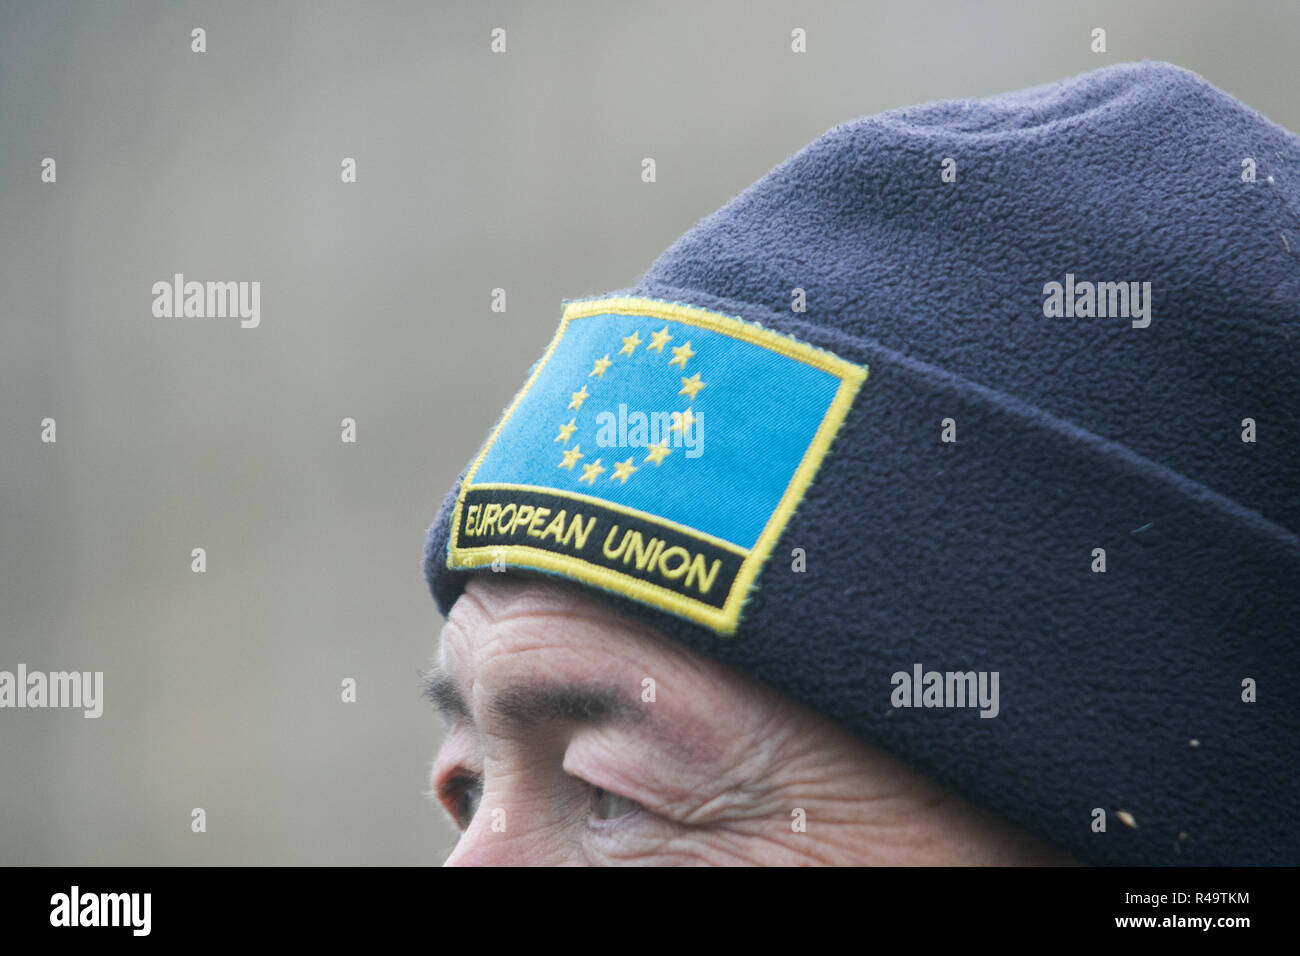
[425,62,1300,865]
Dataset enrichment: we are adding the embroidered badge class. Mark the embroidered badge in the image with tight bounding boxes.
[447,296,867,634]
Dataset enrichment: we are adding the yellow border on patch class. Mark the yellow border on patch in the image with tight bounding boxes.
[447,295,868,635]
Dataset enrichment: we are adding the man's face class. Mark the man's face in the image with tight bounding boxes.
[426,575,1074,866]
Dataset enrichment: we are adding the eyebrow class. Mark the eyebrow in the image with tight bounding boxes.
[422,667,647,730]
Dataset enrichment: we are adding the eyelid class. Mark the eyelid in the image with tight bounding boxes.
[429,731,482,821]
[562,748,666,822]
[436,770,476,804]
[429,768,475,823]
[590,784,646,826]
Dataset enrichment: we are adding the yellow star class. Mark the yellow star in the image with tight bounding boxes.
[669,341,695,369]
[619,332,642,356]
[610,457,637,484]
[558,445,583,470]
[554,418,577,444]
[578,458,605,484]
[644,440,672,465]
[589,354,613,379]
[678,373,706,400]
[647,327,672,353]
[568,385,590,411]
[668,407,697,434]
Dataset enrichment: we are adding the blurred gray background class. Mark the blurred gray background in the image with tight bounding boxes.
[1,0,1296,865]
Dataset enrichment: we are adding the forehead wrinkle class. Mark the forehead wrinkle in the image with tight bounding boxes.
[436,611,637,733]
[456,573,661,634]
[459,590,638,635]
[441,581,611,673]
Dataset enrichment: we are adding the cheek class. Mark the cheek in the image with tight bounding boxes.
[581,819,784,866]
[561,733,778,865]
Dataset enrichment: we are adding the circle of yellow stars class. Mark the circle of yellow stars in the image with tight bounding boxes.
[553,324,705,486]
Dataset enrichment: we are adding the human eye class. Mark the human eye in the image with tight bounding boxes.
[436,772,483,830]
[588,783,643,824]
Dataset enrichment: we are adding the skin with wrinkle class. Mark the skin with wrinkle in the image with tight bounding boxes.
[427,575,1075,866]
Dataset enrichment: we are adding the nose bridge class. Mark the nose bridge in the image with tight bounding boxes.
[443,816,515,866]
[443,777,570,866]
[443,809,559,866]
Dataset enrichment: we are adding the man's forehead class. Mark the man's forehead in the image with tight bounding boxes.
[438,575,650,676]
[428,581,680,754]
[431,576,746,763]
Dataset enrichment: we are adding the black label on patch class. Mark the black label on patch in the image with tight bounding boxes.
[455,487,744,611]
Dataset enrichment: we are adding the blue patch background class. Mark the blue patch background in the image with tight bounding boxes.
[471,310,842,549]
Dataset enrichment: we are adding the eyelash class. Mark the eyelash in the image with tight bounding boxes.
[434,770,643,831]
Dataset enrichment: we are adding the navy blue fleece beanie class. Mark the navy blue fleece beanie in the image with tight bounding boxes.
[425,61,1300,865]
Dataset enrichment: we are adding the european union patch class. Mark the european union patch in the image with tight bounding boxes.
[447,296,867,634]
